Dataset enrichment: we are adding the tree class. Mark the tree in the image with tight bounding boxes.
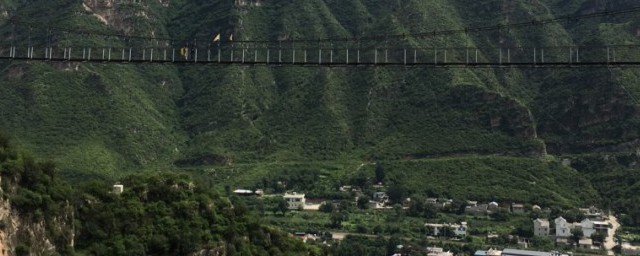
[330,210,347,228]
[531,236,554,251]
[387,184,408,205]
[591,232,605,245]
[564,208,585,223]
[571,229,584,245]
[319,202,335,213]
[357,196,370,210]
[407,199,424,217]
[423,203,438,219]
[375,163,385,184]
[277,199,289,216]
[491,208,511,222]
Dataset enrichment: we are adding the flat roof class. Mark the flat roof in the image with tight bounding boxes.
[284,193,305,198]
[502,248,552,256]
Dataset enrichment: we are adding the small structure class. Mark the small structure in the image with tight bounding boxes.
[512,203,525,213]
[283,192,306,210]
[554,216,571,237]
[425,222,467,237]
[475,248,503,256]
[427,247,454,256]
[533,218,550,237]
[113,184,124,195]
[532,205,542,212]
[488,202,500,211]
[581,218,609,238]
[372,192,388,202]
[578,238,593,249]
[465,203,489,215]
[233,189,254,196]
[501,249,555,256]
[579,206,604,220]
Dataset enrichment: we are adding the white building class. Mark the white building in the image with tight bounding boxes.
[581,219,609,238]
[113,184,124,194]
[283,192,306,210]
[512,203,525,213]
[427,247,454,256]
[425,222,467,237]
[554,216,571,237]
[533,218,550,237]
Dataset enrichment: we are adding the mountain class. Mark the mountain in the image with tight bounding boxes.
[0,0,638,213]
[0,133,317,255]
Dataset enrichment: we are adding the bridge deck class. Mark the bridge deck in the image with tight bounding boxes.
[0,45,639,67]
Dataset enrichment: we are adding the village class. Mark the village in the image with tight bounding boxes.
[111,179,639,256]
[225,185,639,256]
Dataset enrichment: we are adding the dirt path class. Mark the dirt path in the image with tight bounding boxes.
[605,215,620,256]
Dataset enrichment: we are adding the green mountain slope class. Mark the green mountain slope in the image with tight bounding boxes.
[0,0,638,207]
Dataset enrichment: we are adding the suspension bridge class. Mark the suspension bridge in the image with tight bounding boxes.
[1,6,640,67]
[1,43,640,67]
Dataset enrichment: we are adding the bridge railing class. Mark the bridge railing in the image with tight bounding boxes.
[0,45,639,65]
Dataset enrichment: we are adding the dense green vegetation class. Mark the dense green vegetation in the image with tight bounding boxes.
[1,0,640,253]
[0,134,318,255]
[183,156,597,208]
[568,153,640,226]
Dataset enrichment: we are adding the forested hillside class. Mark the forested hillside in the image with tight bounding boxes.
[0,0,638,241]
[0,133,318,255]
[0,0,640,254]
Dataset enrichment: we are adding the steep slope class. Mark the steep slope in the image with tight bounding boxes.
[0,134,318,255]
[0,0,638,179]
[172,0,543,164]
[0,0,186,178]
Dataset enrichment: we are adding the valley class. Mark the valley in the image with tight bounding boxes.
[0,0,639,255]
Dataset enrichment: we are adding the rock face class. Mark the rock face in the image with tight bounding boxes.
[81,0,169,36]
[0,176,73,256]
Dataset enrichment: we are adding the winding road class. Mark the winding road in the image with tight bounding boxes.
[606,215,620,256]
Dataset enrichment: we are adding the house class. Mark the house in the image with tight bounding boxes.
[579,206,604,220]
[475,248,503,256]
[424,222,468,237]
[488,202,500,211]
[372,192,388,202]
[467,200,478,207]
[533,218,550,236]
[426,198,438,204]
[512,203,525,213]
[283,192,306,210]
[581,219,609,238]
[465,204,489,215]
[501,249,557,256]
[113,184,124,194]
[554,216,571,237]
[403,198,412,208]
[579,238,593,249]
[427,247,454,256]
[532,205,542,212]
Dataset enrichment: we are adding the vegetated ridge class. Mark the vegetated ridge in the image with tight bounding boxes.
[0,0,638,227]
